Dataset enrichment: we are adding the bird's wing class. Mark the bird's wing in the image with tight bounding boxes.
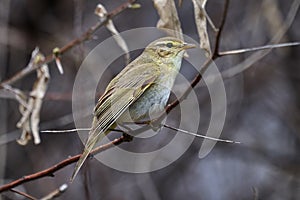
[71,64,159,181]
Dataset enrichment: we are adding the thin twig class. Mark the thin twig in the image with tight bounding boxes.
[41,128,127,134]
[0,136,126,192]
[41,123,240,143]
[40,184,68,200]
[41,128,91,133]
[162,124,240,144]
[219,42,300,56]
[9,188,37,200]
[0,0,136,88]
[204,9,218,32]
[222,0,300,78]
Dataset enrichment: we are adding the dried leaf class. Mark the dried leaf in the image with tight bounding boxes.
[192,0,211,56]
[17,47,50,145]
[17,128,31,145]
[16,88,31,145]
[153,0,183,40]
[95,4,130,64]
[17,97,32,145]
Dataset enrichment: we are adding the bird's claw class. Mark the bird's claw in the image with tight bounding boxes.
[122,132,133,142]
[149,119,162,131]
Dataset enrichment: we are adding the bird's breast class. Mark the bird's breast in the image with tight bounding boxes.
[119,70,177,122]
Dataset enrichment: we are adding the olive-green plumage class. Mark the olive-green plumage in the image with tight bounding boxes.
[71,37,195,181]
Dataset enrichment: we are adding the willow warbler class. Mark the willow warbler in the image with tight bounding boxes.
[71,37,196,181]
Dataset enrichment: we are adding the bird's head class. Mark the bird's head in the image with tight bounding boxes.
[145,37,196,62]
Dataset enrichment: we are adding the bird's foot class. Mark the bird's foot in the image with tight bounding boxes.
[149,119,162,131]
[88,154,94,159]
[122,132,133,142]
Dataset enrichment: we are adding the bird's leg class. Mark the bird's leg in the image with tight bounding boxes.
[147,117,162,132]
[147,107,167,131]
[117,123,134,142]
[107,127,133,142]
[88,154,94,159]
[149,119,163,131]
[122,132,133,142]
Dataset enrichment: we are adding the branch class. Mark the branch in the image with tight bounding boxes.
[0,136,126,193]
[9,188,37,200]
[0,0,137,88]
[163,0,230,114]
[3,0,297,194]
[162,124,240,144]
[1,117,240,193]
[221,0,300,79]
[40,184,68,200]
[165,58,212,114]
[219,41,300,56]
[212,0,230,59]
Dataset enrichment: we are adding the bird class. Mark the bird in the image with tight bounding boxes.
[71,37,196,181]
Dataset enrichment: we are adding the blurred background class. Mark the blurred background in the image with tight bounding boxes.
[0,0,300,199]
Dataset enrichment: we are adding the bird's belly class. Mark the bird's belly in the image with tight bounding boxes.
[119,84,171,123]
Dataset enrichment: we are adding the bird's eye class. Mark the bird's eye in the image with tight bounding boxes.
[166,42,173,48]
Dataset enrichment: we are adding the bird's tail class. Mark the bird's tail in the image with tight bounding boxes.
[70,128,109,182]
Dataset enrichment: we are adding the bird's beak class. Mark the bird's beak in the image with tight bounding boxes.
[182,43,197,50]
